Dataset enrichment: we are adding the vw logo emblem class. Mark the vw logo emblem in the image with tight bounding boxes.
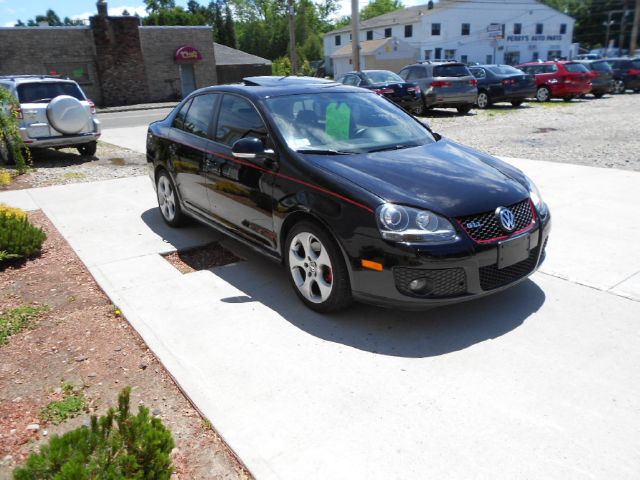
[496,207,516,232]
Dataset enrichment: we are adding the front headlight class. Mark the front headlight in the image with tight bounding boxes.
[376,204,458,244]
[525,176,548,218]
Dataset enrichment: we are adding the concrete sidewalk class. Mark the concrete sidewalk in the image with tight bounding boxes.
[2,160,639,479]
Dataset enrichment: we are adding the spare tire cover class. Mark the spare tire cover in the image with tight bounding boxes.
[47,95,89,135]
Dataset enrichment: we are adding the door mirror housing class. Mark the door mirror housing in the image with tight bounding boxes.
[232,137,274,159]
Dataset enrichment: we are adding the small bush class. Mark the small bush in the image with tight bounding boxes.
[0,203,27,219]
[14,387,175,480]
[0,169,12,186]
[0,207,46,262]
[0,87,30,173]
[0,304,48,346]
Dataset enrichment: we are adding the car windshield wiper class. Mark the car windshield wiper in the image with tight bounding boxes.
[367,143,420,153]
[296,148,355,155]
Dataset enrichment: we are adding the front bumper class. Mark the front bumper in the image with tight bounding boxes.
[349,214,551,310]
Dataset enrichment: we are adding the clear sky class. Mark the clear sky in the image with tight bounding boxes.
[0,0,424,28]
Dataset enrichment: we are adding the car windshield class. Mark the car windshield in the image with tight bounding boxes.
[488,65,523,75]
[265,92,434,155]
[17,82,84,103]
[433,64,470,77]
[364,71,404,84]
[564,63,589,73]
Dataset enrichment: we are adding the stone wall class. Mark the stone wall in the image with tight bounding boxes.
[90,15,149,106]
[0,27,102,104]
[139,26,217,102]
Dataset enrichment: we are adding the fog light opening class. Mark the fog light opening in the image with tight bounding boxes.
[408,277,433,295]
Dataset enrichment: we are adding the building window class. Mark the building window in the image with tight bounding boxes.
[405,25,413,37]
[444,49,456,60]
[460,54,468,64]
[424,49,432,60]
[514,23,522,35]
[366,30,373,41]
[560,23,567,34]
[335,35,341,46]
[435,47,442,59]
[432,23,441,35]
[349,33,352,40]
[532,52,539,61]
[461,23,470,36]
[547,50,561,60]
[536,23,543,34]
[384,27,392,38]
[486,54,492,64]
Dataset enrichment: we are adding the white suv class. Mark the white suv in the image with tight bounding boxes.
[0,75,101,164]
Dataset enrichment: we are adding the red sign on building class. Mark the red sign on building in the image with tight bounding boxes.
[175,46,203,62]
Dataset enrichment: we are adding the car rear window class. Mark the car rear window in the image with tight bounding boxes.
[590,61,612,72]
[17,82,84,103]
[608,60,631,69]
[364,71,404,84]
[488,65,524,75]
[564,63,589,73]
[433,64,470,77]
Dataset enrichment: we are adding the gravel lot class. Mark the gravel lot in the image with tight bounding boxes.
[2,92,638,191]
[423,92,640,171]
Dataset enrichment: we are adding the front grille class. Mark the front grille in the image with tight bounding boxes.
[394,267,467,298]
[479,246,540,291]
[457,199,534,243]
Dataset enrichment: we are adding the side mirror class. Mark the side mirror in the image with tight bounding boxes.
[232,137,274,159]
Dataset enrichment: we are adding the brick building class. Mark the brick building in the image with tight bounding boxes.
[0,1,218,106]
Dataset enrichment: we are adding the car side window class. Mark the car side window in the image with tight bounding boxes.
[172,99,193,131]
[182,94,217,138]
[342,75,359,86]
[215,94,268,147]
[399,69,409,80]
[470,68,486,79]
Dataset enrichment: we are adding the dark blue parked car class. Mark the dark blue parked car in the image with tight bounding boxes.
[469,65,537,108]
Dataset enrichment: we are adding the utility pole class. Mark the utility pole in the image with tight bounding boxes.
[619,0,629,53]
[351,0,360,71]
[604,11,615,57]
[631,0,640,54]
[288,0,298,75]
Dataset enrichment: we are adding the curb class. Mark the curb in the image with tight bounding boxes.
[97,103,178,114]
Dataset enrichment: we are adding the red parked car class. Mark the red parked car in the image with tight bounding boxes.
[516,61,592,102]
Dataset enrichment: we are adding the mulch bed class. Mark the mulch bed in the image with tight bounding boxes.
[163,242,243,274]
[0,211,250,479]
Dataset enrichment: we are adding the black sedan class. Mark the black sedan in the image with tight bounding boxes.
[335,70,425,115]
[147,83,550,312]
[469,65,537,108]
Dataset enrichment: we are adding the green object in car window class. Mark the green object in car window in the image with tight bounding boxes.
[325,102,351,140]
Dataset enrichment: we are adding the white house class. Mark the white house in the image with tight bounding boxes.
[323,0,575,75]
[331,37,419,77]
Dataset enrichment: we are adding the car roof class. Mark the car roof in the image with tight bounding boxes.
[243,76,338,87]
[193,82,369,99]
[0,75,78,85]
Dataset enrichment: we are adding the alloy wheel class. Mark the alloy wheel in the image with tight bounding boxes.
[476,92,489,109]
[613,80,626,94]
[157,175,176,222]
[536,87,550,102]
[288,231,334,304]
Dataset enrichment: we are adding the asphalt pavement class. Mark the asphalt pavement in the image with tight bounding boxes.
[2,157,639,479]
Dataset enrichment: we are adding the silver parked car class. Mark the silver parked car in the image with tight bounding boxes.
[398,61,478,115]
[0,75,100,164]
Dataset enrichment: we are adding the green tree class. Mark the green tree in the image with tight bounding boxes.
[360,0,403,21]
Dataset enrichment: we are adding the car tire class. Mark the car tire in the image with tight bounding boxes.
[510,100,523,107]
[156,170,187,227]
[0,135,15,166]
[77,141,97,157]
[593,92,604,98]
[285,221,352,312]
[476,91,490,109]
[412,103,425,116]
[563,96,573,102]
[536,86,551,102]
[613,80,626,94]
[456,105,472,115]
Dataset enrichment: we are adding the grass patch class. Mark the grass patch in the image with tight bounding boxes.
[0,305,48,346]
[63,172,86,180]
[40,390,87,425]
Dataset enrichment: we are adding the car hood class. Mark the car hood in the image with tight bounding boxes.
[306,138,529,217]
